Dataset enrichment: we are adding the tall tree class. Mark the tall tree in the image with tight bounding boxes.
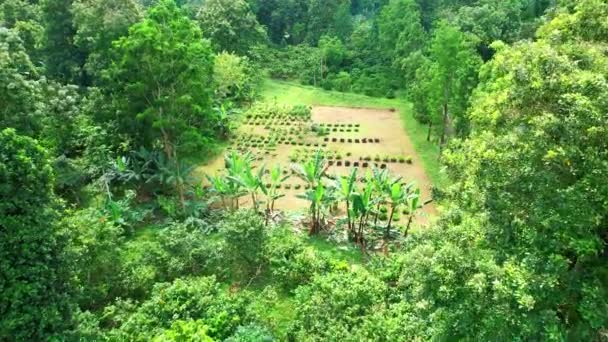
[306,0,350,45]
[105,0,216,206]
[0,0,44,60]
[377,0,427,86]
[455,0,524,60]
[71,0,144,83]
[0,129,74,340]
[427,21,481,149]
[399,1,608,339]
[106,0,216,161]
[41,0,86,84]
[0,27,44,136]
[195,0,267,56]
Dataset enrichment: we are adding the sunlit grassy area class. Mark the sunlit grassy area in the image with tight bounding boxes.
[260,79,448,188]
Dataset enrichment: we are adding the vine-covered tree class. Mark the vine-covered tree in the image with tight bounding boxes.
[0,129,74,340]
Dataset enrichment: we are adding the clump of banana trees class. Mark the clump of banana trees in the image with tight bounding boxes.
[206,151,290,226]
[260,165,290,225]
[288,150,425,254]
[207,150,427,254]
[292,151,332,235]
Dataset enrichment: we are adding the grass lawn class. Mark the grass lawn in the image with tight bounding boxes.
[260,79,448,188]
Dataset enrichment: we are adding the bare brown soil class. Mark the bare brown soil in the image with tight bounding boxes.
[197,106,437,226]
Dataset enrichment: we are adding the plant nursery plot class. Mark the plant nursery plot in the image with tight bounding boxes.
[197,105,437,225]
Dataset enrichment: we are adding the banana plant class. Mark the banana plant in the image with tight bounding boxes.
[382,181,416,254]
[297,182,334,235]
[370,167,390,226]
[151,155,197,210]
[228,163,265,212]
[293,151,332,234]
[403,188,421,238]
[224,150,254,177]
[292,150,328,188]
[206,174,244,210]
[351,180,376,253]
[260,165,290,225]
[334,168,358,240]
[206,174,230,209]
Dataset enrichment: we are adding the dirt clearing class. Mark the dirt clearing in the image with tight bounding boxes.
[197,105,437,226]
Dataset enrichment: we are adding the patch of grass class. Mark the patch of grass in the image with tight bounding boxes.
[261,79,448,188]
[306,236,363,265]
[261,79,399,108]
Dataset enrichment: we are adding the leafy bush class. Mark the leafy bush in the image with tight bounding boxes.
[332,71,352,92]
[290,269,387,340]
[289,104,312,120]
[214,52,260,104]
[0,129,74,339]
[105,277,254,340]
[226,323,274,342]
[219,210,267,278]
[264,228,330,290]
[64,207,125,309]
[152,320,213,341]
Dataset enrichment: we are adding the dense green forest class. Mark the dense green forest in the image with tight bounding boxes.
[1,0,607,340]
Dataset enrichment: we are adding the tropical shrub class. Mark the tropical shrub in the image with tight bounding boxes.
[219,210,267,278]
[290,269,387,340]
[0,129,74,340]
[264,227,330,290]
[214,52,260,104]
[104,276,254,340]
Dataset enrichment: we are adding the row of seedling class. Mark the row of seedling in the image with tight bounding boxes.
[326,127,360,133]
[246,119,308,127]
[280,140,328,148]
[319,123,360,128]
[328,160,387,169]
[324,137,381,144]
[264,183,314,190]
[360,155,413,164]
[246,103,312,120]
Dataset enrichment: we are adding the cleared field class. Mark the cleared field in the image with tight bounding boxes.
[261,79,447,188]
[198,104,437,225]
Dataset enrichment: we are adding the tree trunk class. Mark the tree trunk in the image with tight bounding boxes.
[251,193,257,212]
[175,157,185,211]
[358,216,366,254]
[373,203,381,226]
[346,200,352,235]
[309,206,316,235]
[383,207,396,256]
[440,85,450,156]
[404,214,414,239]
[427,121,432,142]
